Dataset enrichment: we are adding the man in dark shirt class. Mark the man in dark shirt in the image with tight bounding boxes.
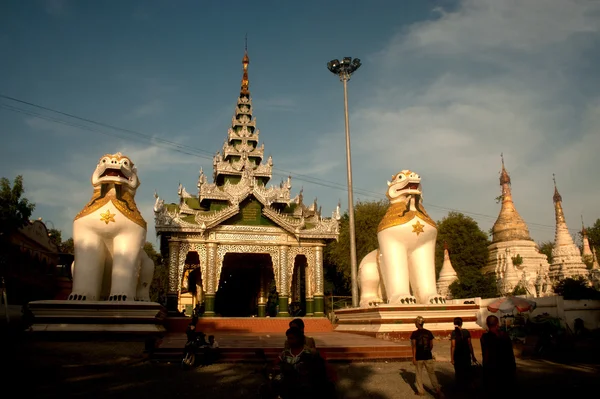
[410,316,443,397]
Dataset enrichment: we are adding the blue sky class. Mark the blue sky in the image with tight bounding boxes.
[1,0,599,247]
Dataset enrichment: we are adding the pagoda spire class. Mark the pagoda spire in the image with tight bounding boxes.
[552,174,571,247]
[210,42,272,186]
[241,34,250,96]
[491,155,532,243]
[549,174,588,278]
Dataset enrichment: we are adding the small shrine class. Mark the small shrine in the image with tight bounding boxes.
[153,48,340,317]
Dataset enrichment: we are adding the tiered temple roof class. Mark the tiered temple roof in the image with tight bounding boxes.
[153,49,340,239]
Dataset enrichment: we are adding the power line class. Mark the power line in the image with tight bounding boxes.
[0,94,582,236]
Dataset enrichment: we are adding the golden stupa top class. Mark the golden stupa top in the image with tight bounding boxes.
[240,49,250,96]
[552,174,566,225]
[491,156,532,243]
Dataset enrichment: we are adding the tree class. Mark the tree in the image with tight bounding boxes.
[449,270,499,299]
[435,212,498,298]
[0,175,35,240]
[435,212,490,275]
[538,241,554,265]
[324,200,388,295]
[553,276,600,300]
[145,241,167,303]
[584,219,600,258]
[47,228,74,254]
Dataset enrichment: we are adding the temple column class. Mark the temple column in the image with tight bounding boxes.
[167,240,180,314]
[258,266,267,317]
[278,245,290,317]
[204,242,217,317]
[314,246,324,317]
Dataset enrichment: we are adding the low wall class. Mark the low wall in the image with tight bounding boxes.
[455,296,600,331]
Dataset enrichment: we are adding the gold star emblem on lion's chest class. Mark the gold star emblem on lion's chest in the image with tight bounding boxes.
[100,209,116,224]
[412,220,425,236]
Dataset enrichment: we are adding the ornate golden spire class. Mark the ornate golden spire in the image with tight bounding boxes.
[240,34,250,96]
[492,155,532,243]
[500,153,511,186]
[552,174,565,224]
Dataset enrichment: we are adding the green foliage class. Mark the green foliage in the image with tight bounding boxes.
[324,200,388,295]
[494,195,503,204]
[0,175,35,240]
[145,242,167,303]
[449,268,499,299]
[584,219,600,258]
[47,228,75,253]
[512,284,527,296]
[436,212,497,298]
[511,254,523,267]
[538,241,554,265]
[553,276,600,300]
[435,212,490,276]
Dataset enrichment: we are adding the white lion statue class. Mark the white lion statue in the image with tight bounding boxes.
[68,152,154,302]
[358,170,445,307]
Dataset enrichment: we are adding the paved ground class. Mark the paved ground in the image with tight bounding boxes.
[3,334,599,398]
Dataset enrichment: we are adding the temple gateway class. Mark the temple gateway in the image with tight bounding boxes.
[153,49,340,317]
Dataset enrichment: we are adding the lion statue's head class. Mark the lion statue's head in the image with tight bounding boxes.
[386,170,422,204]
[91,152,140,192]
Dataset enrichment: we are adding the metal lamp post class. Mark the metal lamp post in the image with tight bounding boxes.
[327,57,361,308]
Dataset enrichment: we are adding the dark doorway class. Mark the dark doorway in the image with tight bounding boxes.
[290,255,307,316]
[215,253,273,317]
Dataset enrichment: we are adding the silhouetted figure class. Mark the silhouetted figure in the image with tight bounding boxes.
[451,317,477,392]
[410,316,443,398]
[284,318,316,352]
[481,315,516,397]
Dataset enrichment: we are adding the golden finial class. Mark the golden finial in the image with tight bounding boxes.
[553,173,562,203]
[581,215,587,235]
[241,35,250,95]
[499,153,510,186]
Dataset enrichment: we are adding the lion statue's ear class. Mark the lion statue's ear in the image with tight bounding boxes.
[387,180,392,187]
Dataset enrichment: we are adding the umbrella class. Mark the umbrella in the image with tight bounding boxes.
[487,296,537,313]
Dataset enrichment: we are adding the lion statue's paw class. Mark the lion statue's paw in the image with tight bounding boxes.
[389,294,417,305]
[68,292,93,301]
[108,294,132,302]
[360,299,385,308]
[427,295,447,305]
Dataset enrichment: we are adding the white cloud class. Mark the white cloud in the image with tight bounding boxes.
[117,143,201,172]
[350,0,600,242]
[128,99,164,119]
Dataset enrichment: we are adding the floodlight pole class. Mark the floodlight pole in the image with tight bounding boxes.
[327,57,361,308]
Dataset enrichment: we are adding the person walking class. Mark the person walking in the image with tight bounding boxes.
[481,315,516,397]
[450,317,477,391]
[410,316,444,398]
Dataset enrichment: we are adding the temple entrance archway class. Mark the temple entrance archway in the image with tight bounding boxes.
[180,251,202,315]
[215,253,274,317]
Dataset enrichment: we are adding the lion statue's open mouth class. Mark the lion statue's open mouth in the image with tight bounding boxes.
[91,153,139,191]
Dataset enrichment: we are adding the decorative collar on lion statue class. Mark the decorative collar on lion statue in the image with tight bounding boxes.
[74,152,146,229]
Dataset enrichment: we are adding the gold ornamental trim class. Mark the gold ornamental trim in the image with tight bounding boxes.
[74,188,147,230]
[377,201,436,233]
